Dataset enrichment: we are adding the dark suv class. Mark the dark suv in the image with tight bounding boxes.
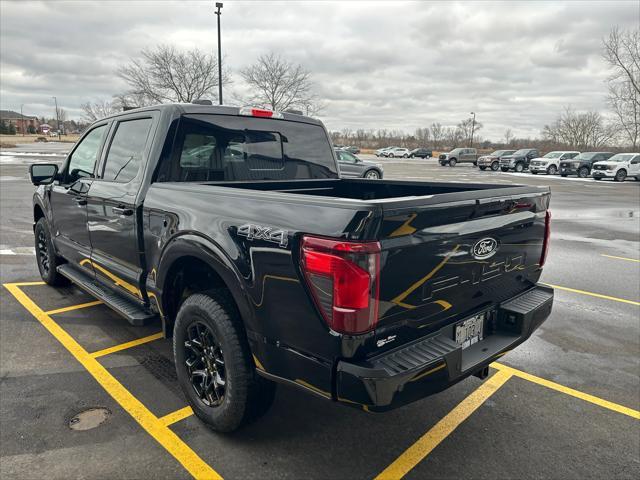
[500,149,539,172]
[409,148,433,159]
[560,152,614,178]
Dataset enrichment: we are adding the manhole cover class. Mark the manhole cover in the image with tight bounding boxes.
[68,407,111,431]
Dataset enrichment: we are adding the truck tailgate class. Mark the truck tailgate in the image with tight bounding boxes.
[374,188,550,345]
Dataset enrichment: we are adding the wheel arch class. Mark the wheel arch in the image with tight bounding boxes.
[155,234,252,338]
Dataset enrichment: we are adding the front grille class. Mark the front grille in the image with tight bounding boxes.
[593,165,605,170]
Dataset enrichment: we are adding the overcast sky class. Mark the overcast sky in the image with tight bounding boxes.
[1,0,638,140]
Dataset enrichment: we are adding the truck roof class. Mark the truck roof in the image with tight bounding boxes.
[100,103,323,126]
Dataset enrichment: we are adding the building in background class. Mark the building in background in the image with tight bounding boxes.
[0,110,40,134]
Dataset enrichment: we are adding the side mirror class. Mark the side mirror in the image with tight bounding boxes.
[29,164,58,185]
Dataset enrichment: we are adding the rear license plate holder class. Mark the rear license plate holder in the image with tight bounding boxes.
[454,313,485,349]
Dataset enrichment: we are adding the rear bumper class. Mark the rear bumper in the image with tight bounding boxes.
[336,285,553,411]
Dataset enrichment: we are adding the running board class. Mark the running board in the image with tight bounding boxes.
[57,264,157,326]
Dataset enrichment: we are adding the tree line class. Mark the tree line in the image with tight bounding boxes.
[81,26,638,151]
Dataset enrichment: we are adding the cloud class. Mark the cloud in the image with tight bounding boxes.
[1,0,637,139]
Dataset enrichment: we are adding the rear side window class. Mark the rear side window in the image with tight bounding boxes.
[158,114,338,182]
[102,118,153,183]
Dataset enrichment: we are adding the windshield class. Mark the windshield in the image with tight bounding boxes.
[575,152,597,161]
[490,150,509,156]
[608,153,636,162]
[512,149,530,156]
[543,152,563,158]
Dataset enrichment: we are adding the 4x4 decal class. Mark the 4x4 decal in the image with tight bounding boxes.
[237,224,288,248]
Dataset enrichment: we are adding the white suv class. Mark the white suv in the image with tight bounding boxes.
[529,151,579,175]
[592,153,640,182]
[386,147,410,158]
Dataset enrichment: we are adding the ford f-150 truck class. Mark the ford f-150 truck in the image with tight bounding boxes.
[29,103,553,432]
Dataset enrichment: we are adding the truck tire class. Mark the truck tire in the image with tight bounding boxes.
[547,165,558,175]
[389,153,395,158]
[501,167,509,172]
[614,169,626,182]
[174,292,276,432]
[578,167,589,178]
[479,166,487,171]
[403,153,408,158]
[491,161,500,171]
[515,162,524,173]
[449,158,457,167]
[34,217,68,286]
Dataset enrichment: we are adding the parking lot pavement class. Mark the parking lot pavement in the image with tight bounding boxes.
[1,144,639,479]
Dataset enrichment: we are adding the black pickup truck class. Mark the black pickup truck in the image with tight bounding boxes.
[30,103,553,432]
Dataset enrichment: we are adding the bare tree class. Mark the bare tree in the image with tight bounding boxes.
[603,27,640,148]
[457,117,483,146]
[81,99,121,122]
[430,122,444,149]
[117,45,228,104]
[240,52,318,112]
[542,106,616,149]
[504,128,514,145]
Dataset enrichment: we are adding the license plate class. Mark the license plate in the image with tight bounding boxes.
[455,314,484,349]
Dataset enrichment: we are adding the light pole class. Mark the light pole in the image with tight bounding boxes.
[469,112,476,148]
[52,96,61,137]
[20,104,24,137]
[214,2,223,105]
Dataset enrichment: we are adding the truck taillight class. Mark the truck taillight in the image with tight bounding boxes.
[300,235,380,335]
[539,210,551,267]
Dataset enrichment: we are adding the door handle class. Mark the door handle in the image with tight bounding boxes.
[73,196,87,206]
[112,205,133,216]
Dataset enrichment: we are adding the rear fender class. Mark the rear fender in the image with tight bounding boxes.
[154,233,253,335]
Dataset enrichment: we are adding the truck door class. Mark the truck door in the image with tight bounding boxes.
[86,115,155,302]
[49,123,109,272]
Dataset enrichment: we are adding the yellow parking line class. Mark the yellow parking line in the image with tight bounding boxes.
[45,300,103,315]
[160,406,194,426]
[3,283,222,480]
[493,362,640,420]
[91,332,164,358]
[601,254,640,263]
[543,283,640,306]
[374,369,513,480]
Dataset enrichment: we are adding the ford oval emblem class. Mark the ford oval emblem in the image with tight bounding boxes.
[472,237,499,260]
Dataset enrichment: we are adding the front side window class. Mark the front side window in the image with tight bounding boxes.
[102,118,153,183]
[66,124,108,182]
[338,151,357,163]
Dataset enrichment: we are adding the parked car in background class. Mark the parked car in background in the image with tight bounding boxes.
[500,149,539,172]
[529,151,580,175]
[439,148,478,167]
[409,148,433,159]
[477,150,516,171]
[592,153,640,182]
[560,152,614,178]
[335,148,383,179]
[376,146,397,157]
[386,147,410,158]
[344,146,361,154]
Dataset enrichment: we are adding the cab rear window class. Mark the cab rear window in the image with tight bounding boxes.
[155,114,338,182]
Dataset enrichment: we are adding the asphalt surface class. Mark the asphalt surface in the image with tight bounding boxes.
[1,145,639,479]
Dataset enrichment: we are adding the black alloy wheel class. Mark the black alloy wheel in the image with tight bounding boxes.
[184,321,226,407]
